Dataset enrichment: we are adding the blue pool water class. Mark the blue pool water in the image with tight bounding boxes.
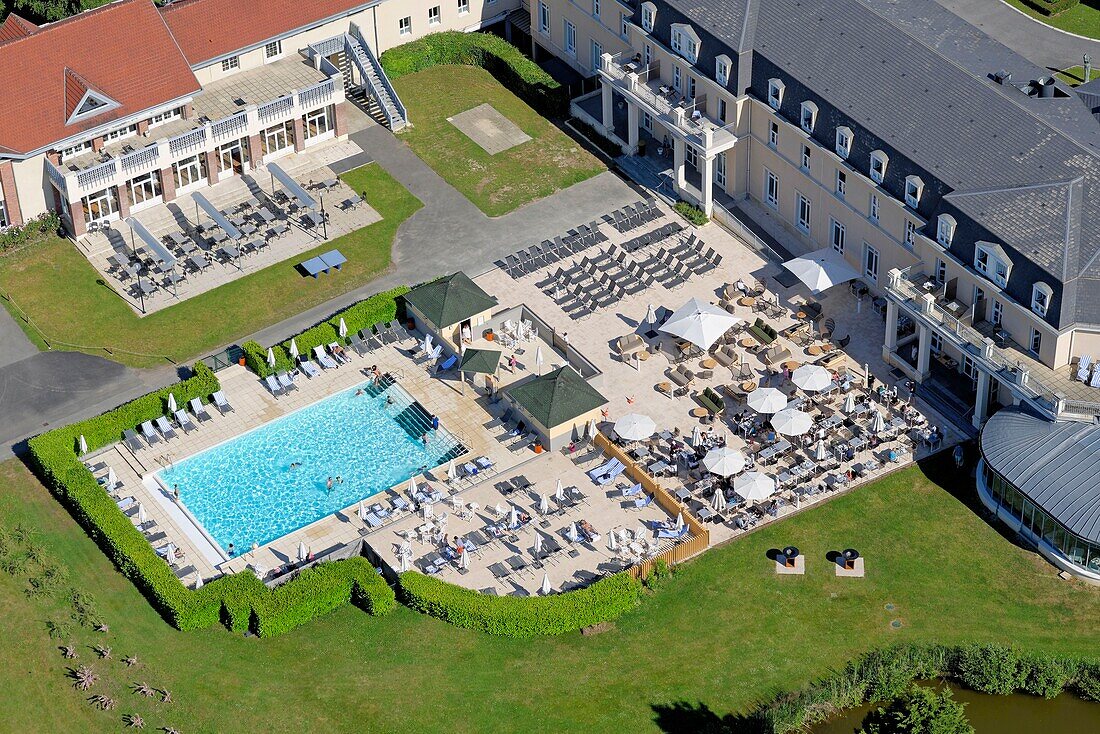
[160,383,457,553]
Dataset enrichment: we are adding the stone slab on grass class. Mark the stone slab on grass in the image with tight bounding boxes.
[447,103,532,155]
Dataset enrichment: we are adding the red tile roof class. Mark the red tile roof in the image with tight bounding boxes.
[0,13,38,45]
[161,0,368,65]
[0,0,200,155]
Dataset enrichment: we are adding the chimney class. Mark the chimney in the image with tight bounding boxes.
[993,69,1012,85]
[1037,76,1056,98]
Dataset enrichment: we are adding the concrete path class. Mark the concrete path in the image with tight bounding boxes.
[933,0,1100,69]
[0,306,39,369]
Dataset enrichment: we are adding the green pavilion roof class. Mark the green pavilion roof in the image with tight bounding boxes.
[459,348,501,374]
[504,366,607,428]
[404,272,497,330]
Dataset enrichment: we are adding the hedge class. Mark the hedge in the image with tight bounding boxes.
[1016,0,1078,16]
[381,31,569,118]
[25,362,396,637]
[397,571,643,637]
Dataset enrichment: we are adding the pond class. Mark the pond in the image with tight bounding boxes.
[813,682,1100,733]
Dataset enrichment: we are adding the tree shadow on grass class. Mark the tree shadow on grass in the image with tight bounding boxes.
[651,701,767,734]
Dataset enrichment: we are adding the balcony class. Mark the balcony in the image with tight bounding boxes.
[599,53,737,154]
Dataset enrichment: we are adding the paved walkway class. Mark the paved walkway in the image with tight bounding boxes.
[933,0,1100,69]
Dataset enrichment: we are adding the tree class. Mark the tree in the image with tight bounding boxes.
[10,0,112,24]
[859,684,974,734]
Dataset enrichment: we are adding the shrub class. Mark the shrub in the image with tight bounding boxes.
[673,201,709,226]
[643,558,672,590]
[240,340,293,379]
[567,117,625,159]
[955,643,1023,695]
[1073,661,1100,701]
[326,286,408,343]
[0,212,61,254]
[398,571,643,637]
[1020,653,1080,699]
[381,32,569,117]
[1016,0,1079,16]
[858,684,973,734]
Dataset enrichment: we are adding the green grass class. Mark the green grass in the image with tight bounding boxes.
[392,65,604,217]
[0,165,421,369]
[1054,64,1100,86]
[1002,0,1100,38]
[4,452,1100,732]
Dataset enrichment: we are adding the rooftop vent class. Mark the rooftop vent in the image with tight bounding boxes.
[993,69,1012,85]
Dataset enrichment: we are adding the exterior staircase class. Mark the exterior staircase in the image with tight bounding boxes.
[344,28,408,131]
[364,376,466,464]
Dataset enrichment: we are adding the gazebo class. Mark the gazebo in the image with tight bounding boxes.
[502,366,608,451]
[403,272,498,351]
[459,347,502,393]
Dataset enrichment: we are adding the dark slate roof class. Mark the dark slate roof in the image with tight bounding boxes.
[981,406,1100,543]
[504,366,608,429]
[459,348,501,374]
[403,272,497,329]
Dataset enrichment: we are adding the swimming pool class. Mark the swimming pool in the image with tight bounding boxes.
[159,381,461,554]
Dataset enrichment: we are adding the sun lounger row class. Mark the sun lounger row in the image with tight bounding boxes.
[1075,355,1100,387]
[122,391,230,451]
[499,221,607,279]
[609,199,661,234]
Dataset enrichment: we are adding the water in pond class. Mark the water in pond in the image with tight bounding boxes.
[813,682,1100,733]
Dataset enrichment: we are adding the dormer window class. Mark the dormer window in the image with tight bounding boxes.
[641,2,655,32]
[869,150,888,184]
[767,78,784,110]
[64,68,120,125]
[670,24,699,63]
[936,214,956,247]
[715,55,731,87]
[1031,283,1052,318]
[974,242,1011,288]
[835,126,852,159]
[800,101,818,133]
[904,175,923,209]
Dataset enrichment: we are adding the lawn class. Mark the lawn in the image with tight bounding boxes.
[0,165,421,369]
[1054,64,1100,86]
[1002,0,1100,38]
[391,65,605,217]
[3,453,1100,733]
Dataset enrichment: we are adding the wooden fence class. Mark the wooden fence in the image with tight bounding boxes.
[594,433,710,579]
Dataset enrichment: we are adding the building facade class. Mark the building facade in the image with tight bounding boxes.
[0,0,518,236]
[534,0,1100,426]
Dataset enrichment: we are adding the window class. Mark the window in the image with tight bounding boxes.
[936,214,956,247]
[590,40,602,72]
[459,0,470,14]
[800,144,810,171]
[685,145,698,169]
[673,66,682,92]
[864,243,880,282]
[261,121,294,156]
[564,20,576,55]
[399,15,412,35]
[718,98,727,122]
[930,332,943,355]
[686,75,696,100]
[217,138,249,174]
[591,0,598,17]
[428,6,440,25]
[904,220,916,247]
[304,106,333,140]
[172,154,207,190]
[768,121,778,148]
[767,78,784,110]
[264,40,282,60]
[835,169,847,198]
[935,258,946,284]
[620,12,629,39]
[991,299,1003,326]
[796,193,811,233]
[538,3,550,34]
[765,169,779,209]
[641,2,655,31]
[716,152,726,187]
[0,200,9,229]
[1030,328,1042,355]
[904,175,923,209]
[81,187,119,224]
[975,243,1010,287]
[800,101,817,132]
[670,25,698,63]
[830,219,845,253]
[60,140,93,161]
[128,171,161,207]
[149,107,182,129]
[641,110,652,131]
[869,150,888,184]
[221,56,239,72]
[715,55,730,86]
[835,126,852,159]
[869,193,880,223]
[104,124,138,143]
[1031,283,1052,318]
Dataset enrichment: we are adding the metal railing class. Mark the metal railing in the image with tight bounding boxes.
[347,25,408,126]
[75,159,117,192]
[210,112,248,142]
[168,127,207,157]
[46,160,68,198]
[297,79,335,110]
[120,144,160,175]
[258,95,295,124]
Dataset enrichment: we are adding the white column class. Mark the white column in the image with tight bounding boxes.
[973,370,991,429]
[627,102,639,154]
[673,137,686,193]
[601,81,614,134]
[700,153,714,217]
[916,324,931,380]
[884,300,899,352]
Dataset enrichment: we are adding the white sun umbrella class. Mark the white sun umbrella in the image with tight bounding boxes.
[534,345,544,376]
[733,472,777,503]
[400,540,412,557]
[711,487,727,512]
[136,503,147,526]
[460,547,469,570]
[659,296,742,350]
[193,574,203,590]
[690,425,702,448]
[534,533,544,555]
[423,504,434,519]
[494,502,505,516]
[446,458,457,482]
[422,334,432,354]
[782,247,861,294]
[398,553,410,573]
[675,511,684,531]
[614,413,656,442]
[541,573,552,595]
[618,528,630,544]
[252,563,267,580]
[78,434,88,455]
[510,505,519,528]
[747,387,789,414]
[106,465,117,489]
[266,347,276,369]
[772,408,813,437]
[586,419,598,439]
[608,530,618,551]
[568,522,580,543]
[452,494,462,512]
[791,364,833,393]
[703,446,746,477]
[358,501,367,522]
[870,409,887,434]
[297,541,308,562]
[645,303,658,327]
[812,439,829,462]
[338,318,348,338]
[538,494,550,515]
[555,480,565,502]
[408,476,419,496]
[842,391,858,414]
[164,543,177,565]
[288,338,299,360]
[167,393,178,414]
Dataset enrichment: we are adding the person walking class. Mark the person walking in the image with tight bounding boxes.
[953,444,965,468]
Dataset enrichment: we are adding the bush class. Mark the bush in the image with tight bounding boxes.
[955,644,1024,695]
[674,201,709,226]
[568,117,625,159]
[643,558,672,590]
[398,571,643,637]
[858,684,973,734]
[240,340,293,379]
[326,286,408,343]
[1016,0,1078,16]
[381,32,569,118]
[0,212,60,254]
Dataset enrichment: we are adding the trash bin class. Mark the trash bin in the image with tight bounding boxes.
[637,138,647,157]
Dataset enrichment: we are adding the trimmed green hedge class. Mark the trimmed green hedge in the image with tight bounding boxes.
[674,201,709,226]
[381,32,569,118]
[241,340,294,379]
[25,363,397,637]
[397,571,643,637]
[1017,0,1078,16]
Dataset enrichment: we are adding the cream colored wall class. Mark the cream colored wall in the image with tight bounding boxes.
[11,154,50,221]
[366,0,519,53]
[532,0,632,76]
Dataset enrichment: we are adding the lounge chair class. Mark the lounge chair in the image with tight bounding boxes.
[586,457,621,480]
[265,374,284,396]
[116,496,136,512]
[313,345,338,369]
[349,333,368,356]
[1091,368,1100,389]
[621,483,643,497]
[173,409,196,433]
[657,525,690,540]
[189,398,211,422]
[140,421,160,445]
[297,357,321,378]
[633,494,653,509]
[438,354,458,372]
[327,342,350,364]
[475,456,494,472]
[1077,355,1093,382]
[276,371,298,391]
[590,459,626,486]
[123,428,144,452]
[212,390,234,414]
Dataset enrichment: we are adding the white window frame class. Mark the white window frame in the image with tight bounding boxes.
[830,218,845,254]
[104,123,138,143]
[641,2,655,32]
[936,214,956,247]
[991,299,1003,326]
[128,171,161,208]
[796,193,811,234]
[800,101,818,133]
[590,39,602,73]
[400,15,412,35]
[221,55,239,72]
[428,6,441,25]
[564,19,576,56]
[904,175,923,209]
[768,121,778,148]
[149,107,182,129]
[1030,328,1042,355]
[60,140,93,162]
[591,0,598,18]
[715,152,726,188]
[82,187,119,224]
[172,154,206,191]
[904,220,916,247]
[715,55,731,87]
[974,242,1011,288]
[620,12,629,39]
[835,169,847,198]
[863,242,880,282]
[264,40,283,60]
[303,106,333,140]
[459,0,470,14]
[673,65,682,92]
[670,24,698,63]
[261,120,294,157]
[764,169,779,210]
[869,192,880,223]
[1031,283,1052,318]
[869,150,888,184]
[800,144,810,171]
[935,258,947,284]
[0,200,8,229]
[767,78,784,110]
[835,126,852,159]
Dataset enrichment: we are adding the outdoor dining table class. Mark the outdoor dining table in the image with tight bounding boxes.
[848,436,867,451]
[698,507,715,521]
[257,207,276,224]
[164,271,185,286]
[208,229,228,244]
[648,460,671,475]
[240,222,258,236]
[820,414,844,431]
[321,177,338,190]
[123,262,142,279]
[175,238,198,254]
[187,254,209,271]
[218,244,240,261]
[674,487,691,502]
[302,210,323,228]
[166,230,190,248]
[134,278,156,295]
